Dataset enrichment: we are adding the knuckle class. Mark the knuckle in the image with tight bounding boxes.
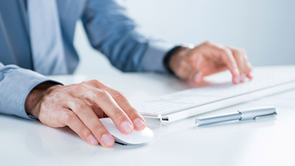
[92,79,101,84]
[74,84,87,92]
[64,112,75,124]
[116,115,128,124]
[218,48,227,55]
[128,109,140,118]
[233,48,246,56]
[81,129,92,139]
[231,49,240,55]
[64,92,72,98]
[220,48,232,56]
[74,103,87,113]
[113,91,126,100]
[238,48,246,54]
[87,118,100,130]
[64,94,73,102]
[128,107,137,113]
[95,89,108,98]
[92,122,107,134]
[113,111,126,120]
[75,103,83,110]
[90,79,105,87]
[203,40,212,45]
[97,126,107,135]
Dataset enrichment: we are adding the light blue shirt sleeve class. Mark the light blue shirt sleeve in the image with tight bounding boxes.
[0,62,59,120]
[82,0,174,73]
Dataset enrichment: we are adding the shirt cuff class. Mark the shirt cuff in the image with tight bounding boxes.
[143,41,175,73]
[0,66,61,120]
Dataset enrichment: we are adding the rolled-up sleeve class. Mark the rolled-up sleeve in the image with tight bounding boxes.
[0,62,59,120]
[81,0,174,73]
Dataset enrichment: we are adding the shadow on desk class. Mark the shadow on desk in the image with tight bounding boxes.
[0,113,148,158]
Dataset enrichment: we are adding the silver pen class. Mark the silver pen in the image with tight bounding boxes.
[195,106,277,126]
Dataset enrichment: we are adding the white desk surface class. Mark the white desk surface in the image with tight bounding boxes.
[1,66,295,166]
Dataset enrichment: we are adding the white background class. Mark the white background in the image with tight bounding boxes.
[74,0,295,74]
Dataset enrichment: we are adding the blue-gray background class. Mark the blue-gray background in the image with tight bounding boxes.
[74,0,295,74]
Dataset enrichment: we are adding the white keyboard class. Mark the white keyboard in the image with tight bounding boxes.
[134,67,295,122]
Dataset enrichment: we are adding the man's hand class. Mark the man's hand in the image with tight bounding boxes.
[25,80,146,147]
[169,41,253,84]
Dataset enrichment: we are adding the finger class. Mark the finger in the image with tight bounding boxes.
[243,55,253,79]
[65,96,115,147]
[194,71,204,84]
[230,47,253,80]
[242,57,253,80]
[188,67,203,84]
[230,48,245,82]
[104,89,146,131]
[246,64,253,79]
[71,84,134,135]
[84,80,146,131]
[218,48,240,83]
[188,56,203,84]
[204,42,240,83]
[58,108,99,145]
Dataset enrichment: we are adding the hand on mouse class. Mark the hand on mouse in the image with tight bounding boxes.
[25,80,146,147]
[169,41,253,84]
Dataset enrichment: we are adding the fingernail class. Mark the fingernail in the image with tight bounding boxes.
[88,135,98,145]
[134,118,145,130]
[234,68,240,75]
[121,121,133,134]
[102,134,114,147]
[234,76,240,83]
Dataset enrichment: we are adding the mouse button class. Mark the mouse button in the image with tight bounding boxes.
[126,130,153,144]
[114,129,154,145]
[99,118,122,136]
[114,131,144,144]
[99,118,113,125]
[141,127,154,138]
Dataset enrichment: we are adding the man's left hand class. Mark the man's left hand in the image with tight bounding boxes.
[169,41,253,84]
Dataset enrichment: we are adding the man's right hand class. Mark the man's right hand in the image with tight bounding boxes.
[25,80,146,147]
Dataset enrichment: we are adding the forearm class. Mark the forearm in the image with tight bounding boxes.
[142,41,174,73]
[82,0,174,73]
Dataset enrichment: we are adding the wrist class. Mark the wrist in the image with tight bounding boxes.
[25,82,61,118]
[163,46,183,75]
[169,46,192,74]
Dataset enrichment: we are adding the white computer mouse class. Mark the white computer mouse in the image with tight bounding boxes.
[99,118,154,145]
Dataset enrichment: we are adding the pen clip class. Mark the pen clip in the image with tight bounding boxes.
[239,106,277,121]
[253,112,277,120]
